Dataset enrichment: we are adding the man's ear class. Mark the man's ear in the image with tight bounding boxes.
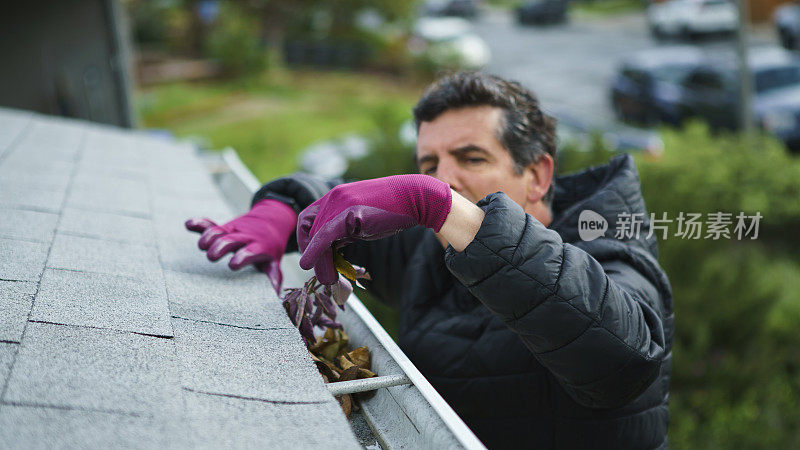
[526,154,554,204]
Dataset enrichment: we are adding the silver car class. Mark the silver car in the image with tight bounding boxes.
[647,0,738,39]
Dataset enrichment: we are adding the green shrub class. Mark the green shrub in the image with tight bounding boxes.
[557,130,617,175]
[635,123,800,449]
[128,0,170,47]
[344,104,417,180]
[127,0,194,55]
[205,3,267,77]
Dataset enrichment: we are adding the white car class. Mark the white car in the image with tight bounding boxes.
[647,0,738,39]
[774,2,800,50]
[411,17,491,69]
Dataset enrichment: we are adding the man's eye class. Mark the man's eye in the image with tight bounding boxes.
[466,158,485,164]
[423,166,437,175]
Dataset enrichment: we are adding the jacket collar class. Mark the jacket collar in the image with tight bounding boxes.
[549,154,656,254]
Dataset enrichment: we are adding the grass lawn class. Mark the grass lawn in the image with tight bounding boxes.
[573,0,644,17]
[136,69,424,183]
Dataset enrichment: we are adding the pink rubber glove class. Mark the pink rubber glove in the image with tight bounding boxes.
[185,199,297,292]
[297,175,452,284]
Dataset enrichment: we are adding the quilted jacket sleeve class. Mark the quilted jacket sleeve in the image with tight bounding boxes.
[444,193,667,409]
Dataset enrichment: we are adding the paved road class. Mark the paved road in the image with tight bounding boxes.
[472,10,777,128]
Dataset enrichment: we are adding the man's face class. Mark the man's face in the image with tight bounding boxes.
[416,105,535,212]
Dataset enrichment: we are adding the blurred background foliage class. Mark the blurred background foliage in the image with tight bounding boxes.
[561,123,800,449]
[344,104,418,180]
[205,2,268,76]
[127,0,436,77]
[137,71,420,181]
[640,125,800,449]
[130,0,800,447]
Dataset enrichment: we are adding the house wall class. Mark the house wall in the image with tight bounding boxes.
[0,0,134,127]
[750,0,794,22]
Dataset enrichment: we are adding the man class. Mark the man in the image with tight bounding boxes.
[186,72,673,449]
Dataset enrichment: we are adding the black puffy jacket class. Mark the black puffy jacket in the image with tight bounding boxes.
[253,154,673,449]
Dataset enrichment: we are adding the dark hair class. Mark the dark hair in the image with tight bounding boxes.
[413,71,557,204]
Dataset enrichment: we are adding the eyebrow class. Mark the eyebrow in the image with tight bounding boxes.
[417,144,490,166]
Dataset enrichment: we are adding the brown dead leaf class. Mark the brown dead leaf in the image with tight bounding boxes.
[310,328,336,350]
[310,327,353,361]
[339,365,360,382]
[314,356,341,382]
[337,393,352,417]
[347,346,371,370]
[321,341,342,361]
[310,328,337,355]
[357,368,377,378]
[334,366,360,418]
[338,354,356,370]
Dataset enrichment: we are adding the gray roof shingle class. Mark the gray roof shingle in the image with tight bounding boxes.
[0,107,359,449]
[0,110,31,157]
[0,209,59,243]
[0,405,169,449]
[0,181,67,214]
[47,233,162,279]
[176,390,358,448]
[4,321,182,414]
[31,269,173,337]
[0,281,37,342]
[0,238,49,282]
[58,208,156,244]
[0,391,357,449]
[0,344,16,387]
[65,184,151,218]
[165,269,288,330]
[0,160,73,189]
[173,318,333,403]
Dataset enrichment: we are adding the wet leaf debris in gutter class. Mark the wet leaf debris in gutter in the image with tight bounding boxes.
[0,107,360,448]
[310,328,377,417]
[280,255,377,418]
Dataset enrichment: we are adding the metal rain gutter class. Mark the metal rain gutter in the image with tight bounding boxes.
[210,148,486,450]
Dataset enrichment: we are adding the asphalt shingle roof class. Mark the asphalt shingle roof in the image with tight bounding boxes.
[0,107,360,448]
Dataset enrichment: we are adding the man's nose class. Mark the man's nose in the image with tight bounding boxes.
[435,160,462,193]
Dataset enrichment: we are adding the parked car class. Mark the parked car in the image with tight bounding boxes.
[411,17,491,69]
[612,46,800,151]
[516,0,568,26]
[646,0,738,40]
[422,0,481,18]
[610,46,706,125]
[774,1,800,50]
